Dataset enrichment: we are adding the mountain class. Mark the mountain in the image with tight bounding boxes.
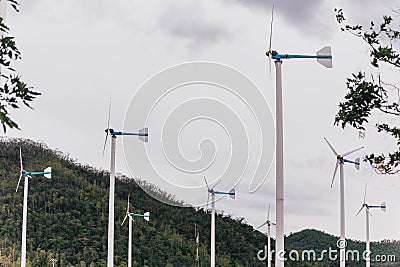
[0,139,398,266]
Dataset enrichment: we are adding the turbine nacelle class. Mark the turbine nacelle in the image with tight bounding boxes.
[121,195,150,225]
[105,128,114,134]
[204,177,235,211]
[129,212,150,222]
[356,184,387,216]
[265,47,332,68]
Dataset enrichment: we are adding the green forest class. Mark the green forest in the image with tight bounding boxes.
[0,139,398,266]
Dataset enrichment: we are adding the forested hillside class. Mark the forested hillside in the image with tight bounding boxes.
[0,139,398,266]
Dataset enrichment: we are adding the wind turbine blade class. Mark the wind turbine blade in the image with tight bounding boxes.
[356,206,364,216]
[324,138,338,156]
[316,46,333,68]
[268,5,274,53]
[121,214,128,226]
[103,98,112,155]
[16,172,22,193]
[19,147,23,171]
[268,56,272,78]
[206,193,210,213]
[126,195,130,214]
[363,183,367,204]
[107,97,111,130]
[366,207,373,217]
[102,132,109,156]
[203,176,210,191]
[267,4,274,78]
[267,203,271,221]
[342,147,364,157]
[257,222,268,229]
[330,161,339,188]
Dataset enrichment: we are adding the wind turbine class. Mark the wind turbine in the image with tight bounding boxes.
[49,259,57,267]
[265,6,333,267]
[16,148,52,267]
[121,195,150,267]
[356,184,386,267]
[103,100,148,267]
[256,203,276,267]
[324,138,363,267]
[204,177,235,267]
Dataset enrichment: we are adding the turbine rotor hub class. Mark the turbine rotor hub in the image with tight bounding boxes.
[265,50,277,57]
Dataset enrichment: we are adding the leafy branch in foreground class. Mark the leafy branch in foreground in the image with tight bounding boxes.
[334,8,400,174]
[0,0,40,133]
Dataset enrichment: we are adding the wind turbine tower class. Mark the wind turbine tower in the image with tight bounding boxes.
[265,6,333,265]
[16,148,52,267]
[324,138,363,267]
[356,184,386,267]
[204,177,235,267]
[121,194,150,267]
[256,203,276,267]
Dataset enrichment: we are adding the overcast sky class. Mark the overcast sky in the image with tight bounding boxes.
[5,0,400,244]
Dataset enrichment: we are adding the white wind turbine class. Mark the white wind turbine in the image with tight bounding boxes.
[324,138,363,267]
[256,203,276,267]
[356,184,386,267]
[265,6,333,266]
[121,195,150,267]
[16,148,52,267]
[204,177,235,267]
[103,100,148,267]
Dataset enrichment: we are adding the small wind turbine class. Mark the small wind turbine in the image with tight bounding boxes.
[121,195,150,267]
[356,184,386,267]
[256,203,276,267]
[16,148,52,267]
[103,100,148,267]
[49,258,57,267]
[324,138,363,267]
[204,177,235,267]
[265,7,333,267]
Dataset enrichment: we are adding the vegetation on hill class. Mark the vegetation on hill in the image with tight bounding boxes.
[0,139,398,266]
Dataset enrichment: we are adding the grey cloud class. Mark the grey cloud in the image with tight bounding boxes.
[156,2,232,49]
[225,0,332,39]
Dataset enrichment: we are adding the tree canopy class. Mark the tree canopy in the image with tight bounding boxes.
[0,0,40,133]
[334,8,400,174]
